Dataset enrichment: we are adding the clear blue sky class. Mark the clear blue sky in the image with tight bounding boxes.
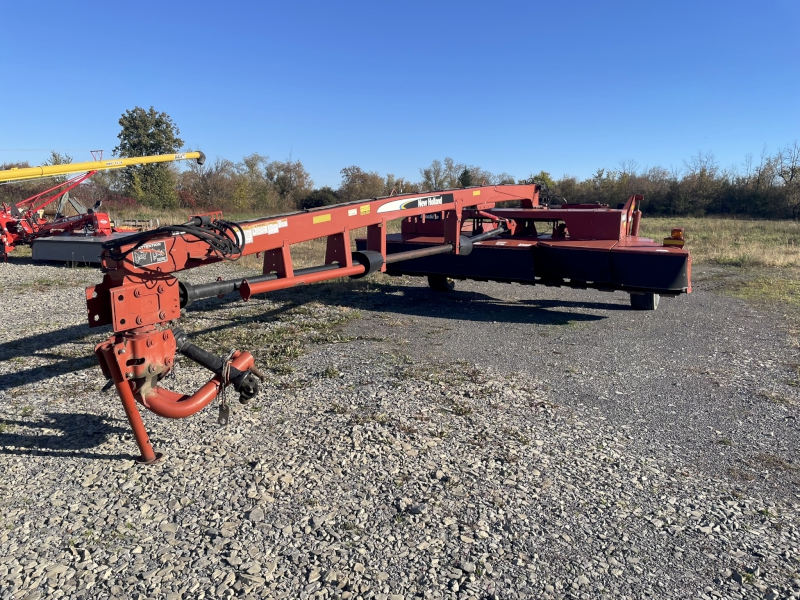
[2,1,798,188]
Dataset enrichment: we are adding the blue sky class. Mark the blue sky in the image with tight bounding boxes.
[2,1,798,188]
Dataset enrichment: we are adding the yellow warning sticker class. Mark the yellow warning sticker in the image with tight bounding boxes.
[360,205,370,215]
[473,190,481,196]
[312,214,331,224]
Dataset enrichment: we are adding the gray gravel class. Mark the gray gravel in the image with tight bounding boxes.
[0,258,798,600]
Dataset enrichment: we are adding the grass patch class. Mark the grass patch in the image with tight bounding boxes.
[348,412,390,425]
[191,302,359,374]
[13,277,68,291]
[501,426,531,445]
[758,391,797,406]
[639,217,800,269]
[725,467,755,482]
[321,366,340,379]
[450,402,474,417]
[752,453,797,472]
[723,276,800,309]
[396,422,419,435]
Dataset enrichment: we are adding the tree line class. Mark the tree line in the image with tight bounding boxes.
[1,106,797,220]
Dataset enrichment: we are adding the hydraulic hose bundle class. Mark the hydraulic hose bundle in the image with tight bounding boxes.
[102,215,245,263]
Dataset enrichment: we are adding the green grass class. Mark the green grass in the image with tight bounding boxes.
[639,217,800,269]
[321,366,340,379]
[723,276,800,310]
[13,277,68,291]
[191,302,359,374]
[329,402,349,414]
[640,218,799,324]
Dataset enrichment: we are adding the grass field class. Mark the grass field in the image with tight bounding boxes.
[639,217,799,313]
[639,217,800,269]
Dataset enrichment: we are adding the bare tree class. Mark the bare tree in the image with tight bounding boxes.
[420,159,446,190]
[776,142,800,212]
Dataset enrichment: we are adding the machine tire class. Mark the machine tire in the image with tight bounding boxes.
[630,292,660,311]
[428,275,455,292]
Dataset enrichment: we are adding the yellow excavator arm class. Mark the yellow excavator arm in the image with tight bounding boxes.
[0,151,206,183]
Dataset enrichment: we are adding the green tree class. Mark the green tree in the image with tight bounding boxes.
[338,166,385,200]
[299,186,340,209]
[42,150,73,185]
[113,106,184,208]
[458,167,473,187]
[266,159,313,209]
[527,170,555,188]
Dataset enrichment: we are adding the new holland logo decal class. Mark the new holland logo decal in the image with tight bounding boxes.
[377,193,454,214]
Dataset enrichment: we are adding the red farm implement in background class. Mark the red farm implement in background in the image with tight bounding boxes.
[0,151,205,261]
[0,171,106,258]
[85,182,691,463]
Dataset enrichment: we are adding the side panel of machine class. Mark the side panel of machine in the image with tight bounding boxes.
[32,232,137,264]
[357,239,537,282]
[610,250,691,291]
[533,244,614,284]
[363,238,692,293]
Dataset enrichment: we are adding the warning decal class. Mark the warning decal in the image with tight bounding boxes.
[240,219,289,239]
[132,241,168,268]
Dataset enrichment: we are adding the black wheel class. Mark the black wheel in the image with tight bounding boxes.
[630,292,660,311]
[428,275,456,292]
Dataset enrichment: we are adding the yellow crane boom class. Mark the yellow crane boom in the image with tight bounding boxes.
[0,151,206,183]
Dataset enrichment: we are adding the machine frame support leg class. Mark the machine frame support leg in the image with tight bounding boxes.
[97,345,159,463]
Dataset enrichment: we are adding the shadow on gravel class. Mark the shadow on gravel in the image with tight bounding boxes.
[0,412,130,460]
[0,355,97,392]
[182,279,615,327]
[0,322,107,391]
[349,291,612,326]
[0,323,101,361]
[519,298,629,311]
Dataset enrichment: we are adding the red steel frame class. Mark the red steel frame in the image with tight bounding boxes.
[85,184,689,462]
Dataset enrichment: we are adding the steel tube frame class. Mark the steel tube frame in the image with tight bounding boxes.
[83,184,690,461]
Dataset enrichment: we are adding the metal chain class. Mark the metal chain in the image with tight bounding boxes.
[217,350,236,426]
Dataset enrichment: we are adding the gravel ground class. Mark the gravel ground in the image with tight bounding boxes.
[0,257,798,600]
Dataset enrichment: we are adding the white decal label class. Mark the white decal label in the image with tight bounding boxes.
[377,193,454,214]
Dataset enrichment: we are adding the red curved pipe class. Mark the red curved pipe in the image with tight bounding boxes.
[140,351,255,419]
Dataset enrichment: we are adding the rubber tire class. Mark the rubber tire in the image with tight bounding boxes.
[630,292,660,311]
[428,275,456,292]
